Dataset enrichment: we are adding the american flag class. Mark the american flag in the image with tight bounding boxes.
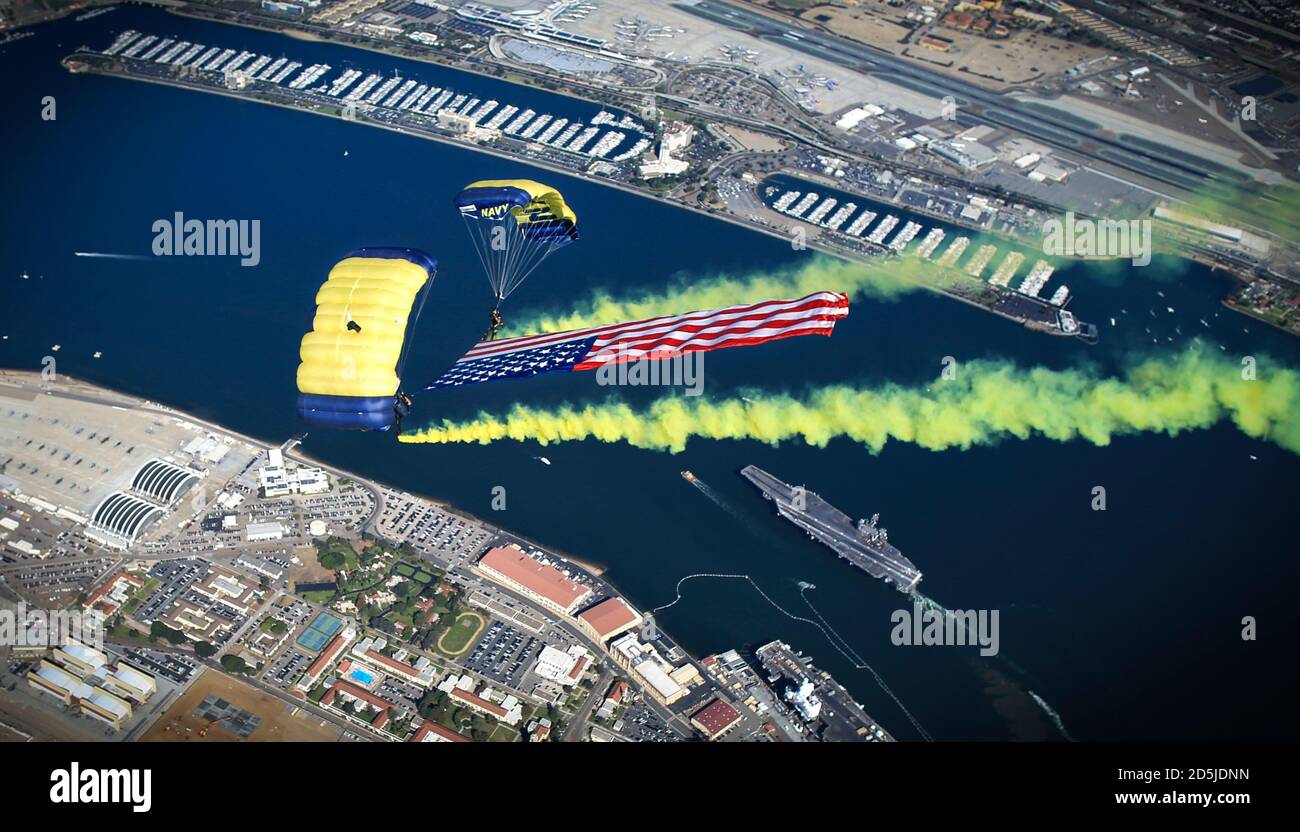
[427,291,850,389]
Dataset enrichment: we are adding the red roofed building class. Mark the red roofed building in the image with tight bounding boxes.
[360,648,434,687]
[577,597,643,643]
[83,571,145,617]
[321,679,392,730]
[691,697,743,741]
[297,627,356,691]
[449,685,508,719]
[409,721,471,743]
[476,545,592,615]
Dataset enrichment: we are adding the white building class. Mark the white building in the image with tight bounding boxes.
[257,449,330,497]
[531,644,590,687]
[639,121,694,178]
[245,521,285,543]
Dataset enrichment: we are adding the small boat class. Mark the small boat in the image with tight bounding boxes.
[535,456,551,465]
[681,470,698,483]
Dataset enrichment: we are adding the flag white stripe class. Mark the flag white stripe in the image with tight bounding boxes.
[463,292,846,357]
[588,304,846,351]
[459,292,847,362]
[580,320,840,364]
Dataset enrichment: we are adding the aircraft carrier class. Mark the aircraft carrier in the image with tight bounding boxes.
[740,465,921,593]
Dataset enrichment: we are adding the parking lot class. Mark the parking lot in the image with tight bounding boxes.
[264,648,308,688]
[614,698,680,742]
[4,555,116,606]
[120,647,198,685]
[377,490,493,566]
[138,558,207,622]
[461,621,541,690]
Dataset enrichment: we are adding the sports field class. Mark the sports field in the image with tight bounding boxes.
[296,610,345,652]
[436,611,486,657]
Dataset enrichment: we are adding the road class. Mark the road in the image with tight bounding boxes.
[562,667,610,743]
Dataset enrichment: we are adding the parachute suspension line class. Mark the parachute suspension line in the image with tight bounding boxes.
[488,216,559,302]
[496,216,527,299]
[395,273,434,378]
[460,215,497,299]
[504,239,560,299]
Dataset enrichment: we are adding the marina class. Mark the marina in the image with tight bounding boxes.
[763,180,1089,338]
[85,28,647,161]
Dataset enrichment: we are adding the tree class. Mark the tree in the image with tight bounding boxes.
[319,548,345,570]
[220,655,248,674]
[194,641,217,658]
[150,621,186,646]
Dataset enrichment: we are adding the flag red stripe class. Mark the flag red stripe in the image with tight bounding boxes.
[571,323,839,371]
[460,291,848,361]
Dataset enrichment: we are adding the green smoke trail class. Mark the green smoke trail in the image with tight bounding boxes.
[510,253,929,334]
[400,349,1300,455]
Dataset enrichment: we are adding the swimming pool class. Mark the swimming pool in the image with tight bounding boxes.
[348,666,376,686]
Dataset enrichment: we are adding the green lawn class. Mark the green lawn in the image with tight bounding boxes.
[106,621,151,644]
[436,612,486,657]
[120,577,160,617]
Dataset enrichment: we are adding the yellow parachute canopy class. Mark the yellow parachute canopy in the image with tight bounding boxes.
[295,249,436,431]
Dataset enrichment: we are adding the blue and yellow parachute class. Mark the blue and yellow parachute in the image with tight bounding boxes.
[454,179,578,302]
[296,248,436,431]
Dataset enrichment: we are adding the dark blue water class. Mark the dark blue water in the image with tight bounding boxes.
[4,7,1299,741]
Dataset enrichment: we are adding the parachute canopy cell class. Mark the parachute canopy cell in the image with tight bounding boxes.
[454,179,578,302]
[296,247,436,431]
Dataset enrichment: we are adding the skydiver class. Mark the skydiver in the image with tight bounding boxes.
[485,307,504,341]
[393,391,413,425]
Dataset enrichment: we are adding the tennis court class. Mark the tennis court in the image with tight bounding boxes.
[296,611,345,652]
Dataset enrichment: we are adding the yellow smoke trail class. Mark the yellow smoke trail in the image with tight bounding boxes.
[511,253,928,334]
[400,349,1300,455]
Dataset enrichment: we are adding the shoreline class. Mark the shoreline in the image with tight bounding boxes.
[47,2,1275,340]
[64,55,1074,338]
[0,368,606,577]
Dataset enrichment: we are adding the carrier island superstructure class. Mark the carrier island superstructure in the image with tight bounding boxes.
[740,465,921,593]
